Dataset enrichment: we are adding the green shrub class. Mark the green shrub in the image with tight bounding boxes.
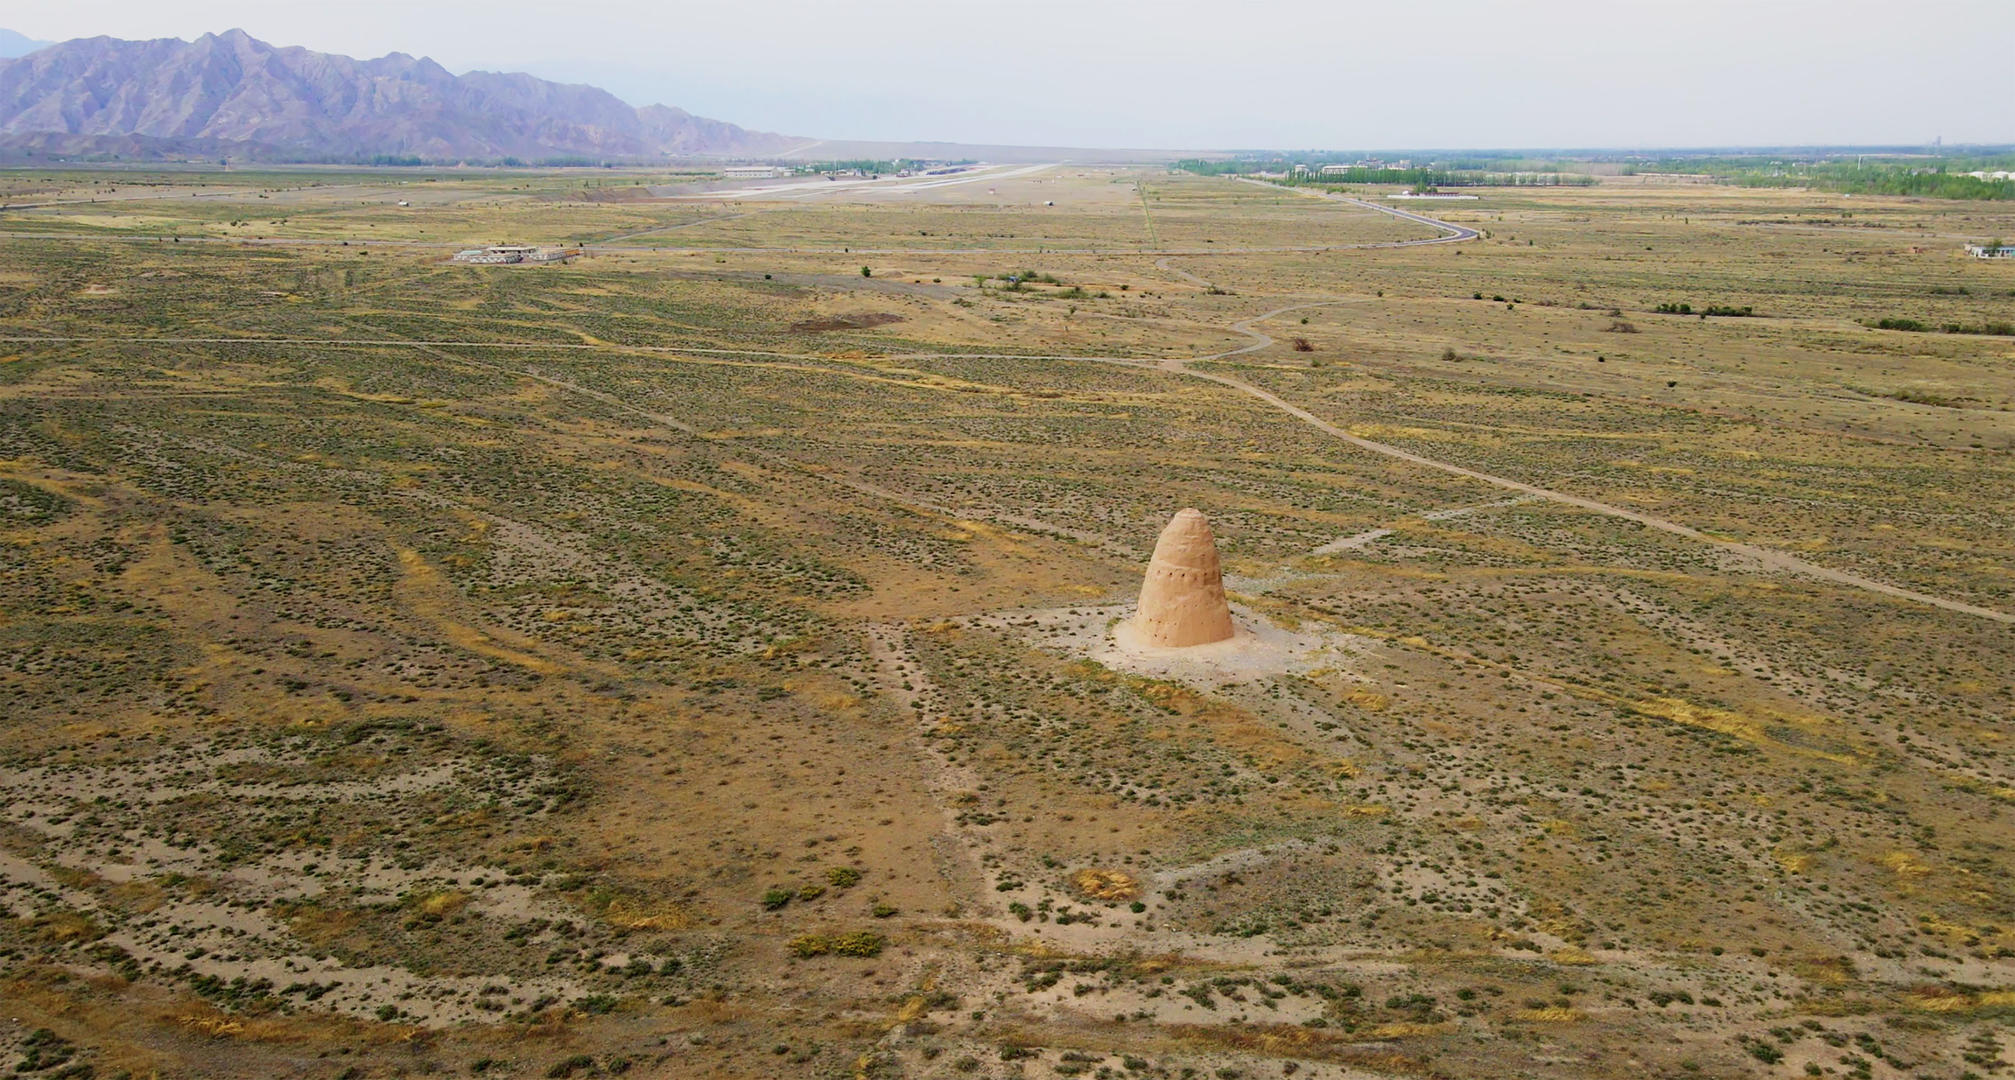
[832,931,886,957]
[1943,320,2015,336]
[789,934,829,957]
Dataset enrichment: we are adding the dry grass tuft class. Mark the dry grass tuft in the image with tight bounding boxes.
[1163,1021,1430,1068]
[1514,1007,1583,1023]
[416,890,469,917]
[31,911,103,944]
[1879,851,1934,879]
[166,1006,307,1042]
[601,896,693,931]
[1070,868,1142,902]
[1904,986,2015,1014]
[178,1013,245,1038]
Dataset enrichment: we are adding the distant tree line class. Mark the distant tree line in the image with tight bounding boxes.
[1656,302,1754,317]
[1622,152,2015,201]
[1173,159,1251,176]
[807,159,976,175]
[1279,168,1595,188]
[1864,316,2015,336]
[1174,160,1593,187]
[818,159,903,174]
[1736,164,2015,200]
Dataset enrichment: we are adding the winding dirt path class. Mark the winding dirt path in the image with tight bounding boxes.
[5,180,2005,623]
[1156,305,2015,624]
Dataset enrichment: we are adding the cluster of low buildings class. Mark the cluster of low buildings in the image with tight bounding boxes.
[1964,242,2012,259]
[1963,170,2015,182]
[451,245,577,265]
[1291,159,1414,177]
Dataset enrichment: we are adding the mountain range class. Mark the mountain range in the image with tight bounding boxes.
[0,29,51,58]
[0,29,803,162]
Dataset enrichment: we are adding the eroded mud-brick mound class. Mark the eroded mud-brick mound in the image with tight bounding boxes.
[1133,508,1236,648]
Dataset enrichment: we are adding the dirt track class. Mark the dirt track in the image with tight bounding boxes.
[5,185,2005,625]
[1157,303,2015,625]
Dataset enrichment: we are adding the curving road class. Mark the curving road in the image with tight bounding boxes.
[1234,176,1479,246]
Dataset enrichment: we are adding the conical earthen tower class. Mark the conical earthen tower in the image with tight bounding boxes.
[1133,508,1236,647]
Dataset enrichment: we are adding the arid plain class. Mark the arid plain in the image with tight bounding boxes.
[1,164,2013,1080]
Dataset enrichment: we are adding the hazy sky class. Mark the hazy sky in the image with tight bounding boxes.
[11,0,2013,150]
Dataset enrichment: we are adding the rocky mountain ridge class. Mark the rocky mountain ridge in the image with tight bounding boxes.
[0,29,800,161]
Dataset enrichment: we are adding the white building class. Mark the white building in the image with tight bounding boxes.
[722,165,788,179]
[452,245,575,265]
[1964,243,2013,259]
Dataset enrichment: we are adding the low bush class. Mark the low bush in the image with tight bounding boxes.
[789,931,886,958]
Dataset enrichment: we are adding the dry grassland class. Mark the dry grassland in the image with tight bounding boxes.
[0,165,2010,1079]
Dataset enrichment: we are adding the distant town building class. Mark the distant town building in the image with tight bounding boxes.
[452,245,576,265]
[1964,242,2013,259]
[722,165,788,179]
[1316,159,1412,176]
[1964,170,2015,181]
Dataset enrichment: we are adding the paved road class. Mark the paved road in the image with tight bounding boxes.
[1235,177,1480,246]
[1341,193,1481,243]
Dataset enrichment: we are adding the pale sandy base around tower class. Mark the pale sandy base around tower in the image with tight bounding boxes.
[976,603,1372,685]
